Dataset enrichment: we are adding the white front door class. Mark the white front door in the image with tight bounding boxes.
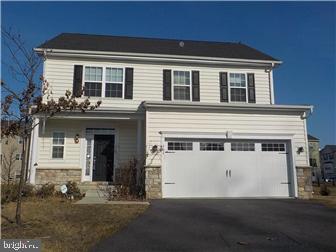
[162,139,292,198]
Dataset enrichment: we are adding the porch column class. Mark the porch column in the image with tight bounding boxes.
[136,119,143,161]
[29,117,39,184]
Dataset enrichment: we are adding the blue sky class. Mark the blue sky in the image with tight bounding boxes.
[2,2,335,147]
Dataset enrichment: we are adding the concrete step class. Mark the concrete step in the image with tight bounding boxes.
[79,182,113,193]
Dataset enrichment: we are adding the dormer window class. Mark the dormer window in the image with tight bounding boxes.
[229,73,247,102]
[173,71,191,101]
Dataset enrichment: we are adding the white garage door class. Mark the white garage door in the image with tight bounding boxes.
[162,139,293,198]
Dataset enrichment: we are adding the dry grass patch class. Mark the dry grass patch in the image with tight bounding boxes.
[312,184,336,208]
[1,197,148,251]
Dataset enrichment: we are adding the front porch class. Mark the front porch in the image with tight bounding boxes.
[29,110,145,186]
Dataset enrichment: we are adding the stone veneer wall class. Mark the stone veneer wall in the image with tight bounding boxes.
[296,166,313,199]
[145,166,162,199]
[35,169,81,185]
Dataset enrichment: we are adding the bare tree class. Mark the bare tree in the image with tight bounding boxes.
[1,28,101,225]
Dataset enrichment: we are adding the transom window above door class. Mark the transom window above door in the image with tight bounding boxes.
[229,73,247,102]
[173,71,191,101]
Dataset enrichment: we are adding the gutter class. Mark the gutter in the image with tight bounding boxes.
[34,48,282,67]
[142,101,313,114]
[301,106,314,119]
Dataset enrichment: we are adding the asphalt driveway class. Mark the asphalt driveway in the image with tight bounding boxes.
[93,199,336,252]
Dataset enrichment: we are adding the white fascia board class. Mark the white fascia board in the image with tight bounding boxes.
[34,109,145,120]
[34,48,282,66]
[143,101,313,113]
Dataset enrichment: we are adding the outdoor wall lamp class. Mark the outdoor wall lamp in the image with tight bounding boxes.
[151,145,158,153]
[74,134,80,144]
[297,146,304,154]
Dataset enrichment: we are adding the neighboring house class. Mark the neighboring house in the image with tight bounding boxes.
[28,33,313,199]
[308,134,321,182]
[1,121,24,183]
[320,145,336,180]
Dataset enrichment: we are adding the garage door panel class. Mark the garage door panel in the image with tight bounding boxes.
[162,139,292,198]
[164,150,230,197]
[228,151,260,197]
[258,146,290,197]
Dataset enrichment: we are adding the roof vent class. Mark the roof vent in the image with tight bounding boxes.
[179,41,184,48]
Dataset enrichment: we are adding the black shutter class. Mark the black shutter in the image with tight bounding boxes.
[247,73,256,103]
[163,69,172,100]
[72,65,83,97]
[192,71,200,101]
[219,72,228,102]
[124,68,133,99]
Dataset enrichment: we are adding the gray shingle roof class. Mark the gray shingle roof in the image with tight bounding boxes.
[37,33,279,62]
[308,134,319,141]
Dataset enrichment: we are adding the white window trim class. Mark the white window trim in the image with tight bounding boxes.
[83,66,103,97]
[82,65,125,99]
[51,131,65,159]
[83,128,117,182]
[171,70,192,101]
[228,71,248,103]
[104,67,125,99]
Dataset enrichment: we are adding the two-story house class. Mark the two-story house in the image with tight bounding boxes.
[29,33,313,199]
[320,145,336,181]
[308,134,321,182]
[1,120,25,183]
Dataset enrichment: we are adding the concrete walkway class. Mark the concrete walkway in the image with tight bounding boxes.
[75,189,149,205]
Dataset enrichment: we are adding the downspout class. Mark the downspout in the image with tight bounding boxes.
[301,106,313,167]
[266,63,275,104]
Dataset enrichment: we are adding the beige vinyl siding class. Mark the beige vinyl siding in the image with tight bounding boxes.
[145,110,309,167]
[37,119,137,170]
[44,57,271,108]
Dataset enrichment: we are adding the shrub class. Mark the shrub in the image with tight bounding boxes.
[65,181,83,199]
[22,184,35,197]
[320,184,330,196]
[1,183,35,204]
[103,158,145,200]
[36,183,55,198]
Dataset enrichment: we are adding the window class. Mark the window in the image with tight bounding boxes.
[231,142,255,151]
[168,142,193,151]
[229,73,247,102]
[261,143,286,152]
[173,71,191,101]
[52,132,65,159]
[84,67,102,97]
[85,139,92,176]
[105,68,123,98]
[18,137,23,144]
[15,153,22,160]
[200,142,224,151]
